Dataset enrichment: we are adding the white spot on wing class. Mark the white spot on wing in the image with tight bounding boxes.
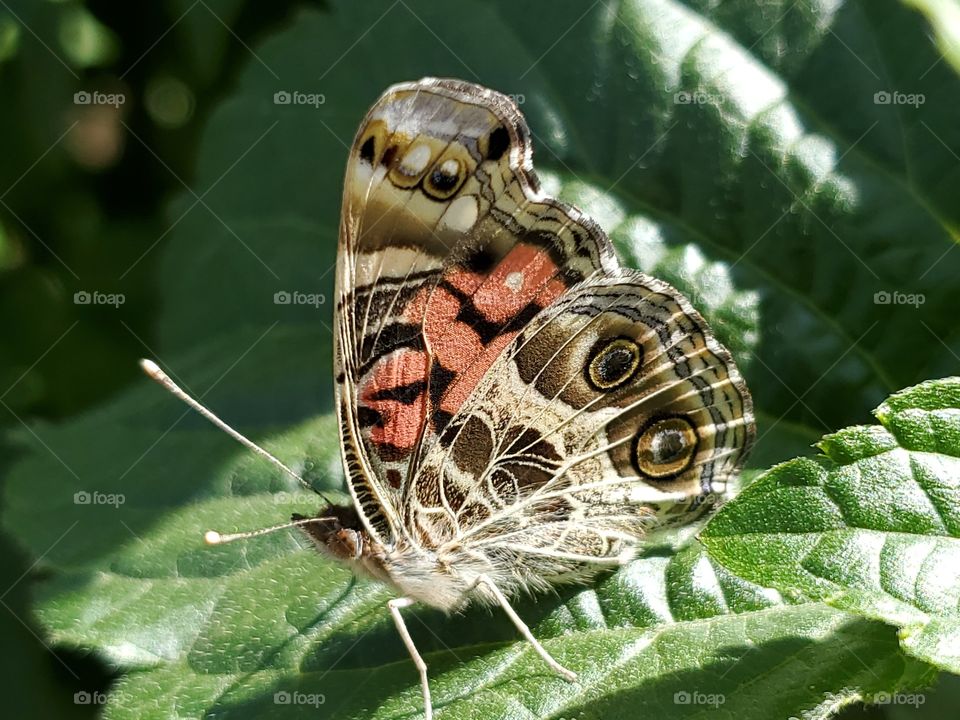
[400,144,431,176]
[505,271,524,292]
[438,195,478,233]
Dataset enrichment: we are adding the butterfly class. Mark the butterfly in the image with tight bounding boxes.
[143,77,754,719]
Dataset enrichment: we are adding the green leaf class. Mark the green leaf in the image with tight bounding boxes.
[8,342,937,717]
[31,501,937,720]
[904,0,960,76]
[168,0,247,84]
[702,377,960,674]
[4,0,959,718]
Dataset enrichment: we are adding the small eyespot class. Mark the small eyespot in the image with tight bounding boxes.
[389,143,433,188]
[381,144,398,168]
[633,416,699,480]
[359,136,376,163]
[356,121,388,165]
[486,125,510,161]
[586,337,642,391]
[423,158,464,199]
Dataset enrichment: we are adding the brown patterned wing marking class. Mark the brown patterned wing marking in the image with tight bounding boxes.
[335,78,616,544]
[406,273,754,590]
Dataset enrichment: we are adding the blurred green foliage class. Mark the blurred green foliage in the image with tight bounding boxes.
[0,1,321,716]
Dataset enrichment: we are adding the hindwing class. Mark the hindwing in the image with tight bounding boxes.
[406,275,753,584]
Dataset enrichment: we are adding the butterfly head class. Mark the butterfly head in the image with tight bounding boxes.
[292,503,367,560]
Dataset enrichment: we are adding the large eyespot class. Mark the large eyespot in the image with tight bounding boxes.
[423,157,465,199]
[633,416,699,480]
[585,336,642,391]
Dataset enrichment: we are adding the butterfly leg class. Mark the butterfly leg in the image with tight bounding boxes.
[388,597,433,720]
[474,574,578,683]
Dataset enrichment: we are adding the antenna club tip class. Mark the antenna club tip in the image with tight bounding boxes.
[204,530,223,545]
[140,358,162,377]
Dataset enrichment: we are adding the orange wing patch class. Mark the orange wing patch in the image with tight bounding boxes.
[358,243,572,462]
[361,349,429,456]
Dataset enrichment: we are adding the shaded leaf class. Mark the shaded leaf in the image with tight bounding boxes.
[702,378,960,674]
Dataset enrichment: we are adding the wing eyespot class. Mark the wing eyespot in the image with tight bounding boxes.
[381,144,398,168]
[633,416,699,480]
[585,336,642,391]
[389,143,434,188]
[355,120,388,165]
[423,158,465,199]
[358,135,376,164]
[485,125,510,161]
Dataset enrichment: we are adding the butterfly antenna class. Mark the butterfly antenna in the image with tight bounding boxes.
[139,359,334,503]
[204,516,336,545]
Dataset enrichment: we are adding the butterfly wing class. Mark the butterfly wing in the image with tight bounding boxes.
[376,93,756,587]
[336,78,617,544]
[407,274,753,587]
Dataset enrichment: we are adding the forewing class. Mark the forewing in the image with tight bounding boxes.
[335,78,616,544]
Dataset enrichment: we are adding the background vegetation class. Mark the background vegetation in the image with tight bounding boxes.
[1,1,958,718]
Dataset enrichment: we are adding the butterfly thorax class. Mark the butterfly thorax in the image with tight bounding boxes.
[297,504,501,610]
